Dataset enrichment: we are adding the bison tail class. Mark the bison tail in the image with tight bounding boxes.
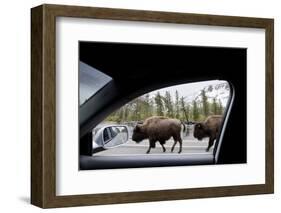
[181,121,186,132]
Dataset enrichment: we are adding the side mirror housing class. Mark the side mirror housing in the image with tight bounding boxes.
[93,125,129,151]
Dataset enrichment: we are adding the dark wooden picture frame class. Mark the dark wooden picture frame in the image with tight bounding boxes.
[31,4,274,208]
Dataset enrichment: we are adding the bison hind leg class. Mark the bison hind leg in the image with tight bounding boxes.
[171,134,182,154]
[146,147,151,154]
[171,140,177,152]
[160,143,166,152]
[158,140,166,152]
[178,138,182,154]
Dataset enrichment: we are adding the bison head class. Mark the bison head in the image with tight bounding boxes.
[193,123,207,141]
[132,125,147,143]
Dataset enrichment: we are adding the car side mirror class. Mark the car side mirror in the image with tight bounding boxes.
[93,125,129,150]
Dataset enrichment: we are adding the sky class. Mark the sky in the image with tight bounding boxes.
[149,80,227,102]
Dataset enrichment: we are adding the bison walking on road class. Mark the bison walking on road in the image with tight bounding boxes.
[193,115,222,152]
[132,116,185,154]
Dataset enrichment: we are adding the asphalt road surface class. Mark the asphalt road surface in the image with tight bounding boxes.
[93,137,211,156]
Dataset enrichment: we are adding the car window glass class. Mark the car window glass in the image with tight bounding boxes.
[79,61,112,105]
[93,80,231,155]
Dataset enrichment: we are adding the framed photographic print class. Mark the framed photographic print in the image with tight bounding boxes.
[31,4,274,208]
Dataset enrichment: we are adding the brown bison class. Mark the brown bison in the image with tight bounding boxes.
[132,116,185,154]
[193,115,222,152]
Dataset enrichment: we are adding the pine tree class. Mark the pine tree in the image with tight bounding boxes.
[180,96,189,121]
[115,108,123,123]
[192,100,199,121]
[132,98,142,121]
[207,85,213,92]
[212,97,218,115]
[123,105,129,121]
[175,90,180,119]
[143,93,153,118]
[218,100,224,115]
[164,91,174,117]
[154,92,164,116]
[201,89,209,118]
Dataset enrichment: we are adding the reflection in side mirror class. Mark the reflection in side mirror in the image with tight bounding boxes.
[93,125,129,150]
[103,126,129,148]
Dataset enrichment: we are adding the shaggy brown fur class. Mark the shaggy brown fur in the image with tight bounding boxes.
[132,116,184,154]
[193,115,222,151]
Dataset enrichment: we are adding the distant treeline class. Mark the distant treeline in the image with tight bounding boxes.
[106,89,226,123]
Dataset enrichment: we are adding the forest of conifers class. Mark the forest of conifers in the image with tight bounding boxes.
[105,88,226,123]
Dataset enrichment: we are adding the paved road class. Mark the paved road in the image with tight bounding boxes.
[93,137,212,156]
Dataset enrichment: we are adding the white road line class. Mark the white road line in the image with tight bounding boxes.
[93,153,212,157]
[121,145,207,148]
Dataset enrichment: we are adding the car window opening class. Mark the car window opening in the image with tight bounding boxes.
[90,80,232,158]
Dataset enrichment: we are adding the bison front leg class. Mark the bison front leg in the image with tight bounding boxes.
[146,139,154,154]
[206,136,215,152]
[146,145,152,154]
[160,141,166,152]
